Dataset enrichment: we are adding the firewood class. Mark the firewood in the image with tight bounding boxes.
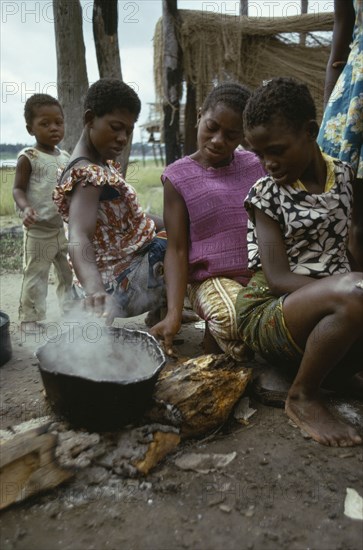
[102,424,181,477]
[0,419,74,510]
[146,354,252,438]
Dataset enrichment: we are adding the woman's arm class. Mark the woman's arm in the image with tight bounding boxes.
[349,178,363,270]
[323,0,355,105]
[254,208,314,295]
[150,178,189,353]
[68,182,114,318]
[13,155,37,227]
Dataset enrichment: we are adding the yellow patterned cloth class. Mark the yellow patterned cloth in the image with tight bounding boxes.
[235,271,303,368]
[188,277,249,361]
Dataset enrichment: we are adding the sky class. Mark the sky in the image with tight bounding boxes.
[1,0,334,145]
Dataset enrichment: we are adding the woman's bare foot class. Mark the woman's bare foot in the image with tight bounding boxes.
[144,308,163,327]
[203,322,223,354]
[285,391,362,447]
[181,309,200,323]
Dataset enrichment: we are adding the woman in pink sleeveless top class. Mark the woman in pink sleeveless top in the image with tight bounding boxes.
[151,83,264,358]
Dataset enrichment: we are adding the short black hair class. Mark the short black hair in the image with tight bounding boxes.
[243,77,317,132]
[85,78,141,119]
[24,94,62,126]
[201,82,251,117]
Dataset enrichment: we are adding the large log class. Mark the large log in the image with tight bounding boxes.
[146,354,252,438]
[0,420,74,510]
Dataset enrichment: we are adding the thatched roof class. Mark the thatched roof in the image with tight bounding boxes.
[154,10,334,122]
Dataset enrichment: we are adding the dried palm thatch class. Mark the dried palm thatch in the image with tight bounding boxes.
[154,10,334,122]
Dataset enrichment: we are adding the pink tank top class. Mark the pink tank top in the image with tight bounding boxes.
[162,150,265,284]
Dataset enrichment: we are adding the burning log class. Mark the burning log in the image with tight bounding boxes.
[146,354,252,438]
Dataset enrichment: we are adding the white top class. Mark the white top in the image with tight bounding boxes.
[18,147,70,224]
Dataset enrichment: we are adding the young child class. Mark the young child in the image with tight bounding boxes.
[236,77,363,447]
[150,83,265,358]
[13,94,73,333]
[54,79,167,324]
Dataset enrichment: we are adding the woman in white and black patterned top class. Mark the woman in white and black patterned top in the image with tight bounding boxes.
[236,78,363,448]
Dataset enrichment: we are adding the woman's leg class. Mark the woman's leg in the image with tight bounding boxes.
[282,272,363,446]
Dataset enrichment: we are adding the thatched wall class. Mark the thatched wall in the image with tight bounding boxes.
[154,10,334,123]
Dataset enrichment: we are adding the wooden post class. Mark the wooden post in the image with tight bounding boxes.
[162,0,183,165]
[53,0,89,153]
[300,0,308,45]
[92,0,132,175]
[93,0,122,79]
[141,141,146,168]
[184,83,198,155]
[158,142,165,166]
[240,0,248,16]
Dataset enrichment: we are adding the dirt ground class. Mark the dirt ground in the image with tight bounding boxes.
[0,272,362,550]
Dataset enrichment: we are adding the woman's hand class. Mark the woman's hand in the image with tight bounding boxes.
[149,314,182,356]
[83,292,118,325]
[22,206,38,227]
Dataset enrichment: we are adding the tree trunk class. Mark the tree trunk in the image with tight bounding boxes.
[300,0,308,45]
[162,0,183,165]
[92,0,122,79]
[184,83,197,155]
[92,0,132,175]
[240,0,248,16]
[53,0,89,153]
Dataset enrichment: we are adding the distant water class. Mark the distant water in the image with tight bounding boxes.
[0,158,16,168]
[0,155,157,168]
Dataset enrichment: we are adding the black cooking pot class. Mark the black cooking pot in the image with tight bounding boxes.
[0,311,12,367]
[36,327,165,431]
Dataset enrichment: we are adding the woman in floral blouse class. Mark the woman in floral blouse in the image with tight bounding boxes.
[54,79,166,324]
[236,78,363,448]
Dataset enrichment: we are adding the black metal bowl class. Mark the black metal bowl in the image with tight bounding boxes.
[0,311,12,367]
[36,327,165,432]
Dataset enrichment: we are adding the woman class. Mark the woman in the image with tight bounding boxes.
[318,0,363,268]
[54,78,166,324]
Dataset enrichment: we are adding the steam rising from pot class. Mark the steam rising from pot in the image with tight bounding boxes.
[37,314,164,383]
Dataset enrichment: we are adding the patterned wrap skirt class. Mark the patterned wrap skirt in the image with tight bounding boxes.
[73,233,167,317]
[188,276,249,361]
[235,271,303,367]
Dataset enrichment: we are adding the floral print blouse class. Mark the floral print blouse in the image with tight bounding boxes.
[54,161,155,286]
[244,155,354,277]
